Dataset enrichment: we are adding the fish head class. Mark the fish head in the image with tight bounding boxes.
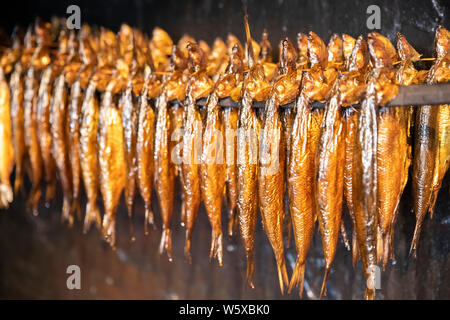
[396,33,421,62]
[368,32,397,69]
[279,37,297,75]
[297,32,309,68]
[434,25,450,60]
[308,31,328,69]
[259,29,273,63]
[327,33,344,67]
[342,34,356,65]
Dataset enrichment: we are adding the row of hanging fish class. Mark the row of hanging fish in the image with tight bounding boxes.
[0,16,448,300]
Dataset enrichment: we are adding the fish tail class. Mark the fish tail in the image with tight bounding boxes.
[159,227,173,262]
[184,232,192,264]
[376,228,384,264]
[340,221,350,251]
[83,201,101,233]
[102,213,116,248]
[180,194,186,227]
[245,255,255,289]
[227,206,237,237]
[209,230,223,266]
[44,179,56,206]
[288,259,306,299]
[0,181,13,209]
[13,166,23,195]
[61,196,73,227]
[364,287,375,300]
[410,220,423,259]
[319,266,330,299]
[428,187,440,220]
[352,231,359,268]
[382,233,390,271]
[72,198,82,221]
[144,206,155,236]
[275,255,289,295]
[27,185,41,216]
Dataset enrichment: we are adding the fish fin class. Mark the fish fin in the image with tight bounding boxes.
[61,196,73,227]
[209,231,223,266]
[159,228,173,262]
[275,255,289,295]
[319,266,330,299]
[144,206,155,235]
[102,213,116,247]
[83,201,101,233]
[0,182,13,209]
[288,259,306,299]
[340,221,351,251]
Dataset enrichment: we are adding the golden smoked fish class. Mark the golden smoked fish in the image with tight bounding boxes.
[221,44,244,237]
[121,77,138,221]
[259,93,289,295]
[155,91,176,260]
[201,86,225,266]
[411,26,450,255]
[24,66,43,216]
[315,80,345,298]
[37,66,56,205]
[353,32,398,300]
[136,68,156,235]
[341,36,369,267]
[79,77,101,233]
[50,73,73,225]
[182,42,213,262]
[0,66,14,208]
[376,33,418,267]
[429,26,450,218]
[236,16,270,288]
[9,63,26,195]
[98,78,126,247]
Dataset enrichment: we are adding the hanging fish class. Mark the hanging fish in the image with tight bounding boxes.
[36,66,56,205]
[220,44,244,237]
[353,32,398,300]
[376,33,418,267]
[428,26,450,219]
[411,25,450,256]
[50,72,74,225]
[0,66,13,208]
[9,62,26,195]
[182,42,213,262]
[341,35,369,267]
[98,76,126,247]
[200,85,225,265]
[23,66,42,216]
[237,15,271,289]
[79,76,101,233]
[136,67,157,235]
[315,79,345,298]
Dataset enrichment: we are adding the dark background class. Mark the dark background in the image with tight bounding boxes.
[0,0,449,300]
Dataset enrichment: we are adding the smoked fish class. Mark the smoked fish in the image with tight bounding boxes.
[98,77,126,247]
[79,77,101,233]
[0,66,13,208]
